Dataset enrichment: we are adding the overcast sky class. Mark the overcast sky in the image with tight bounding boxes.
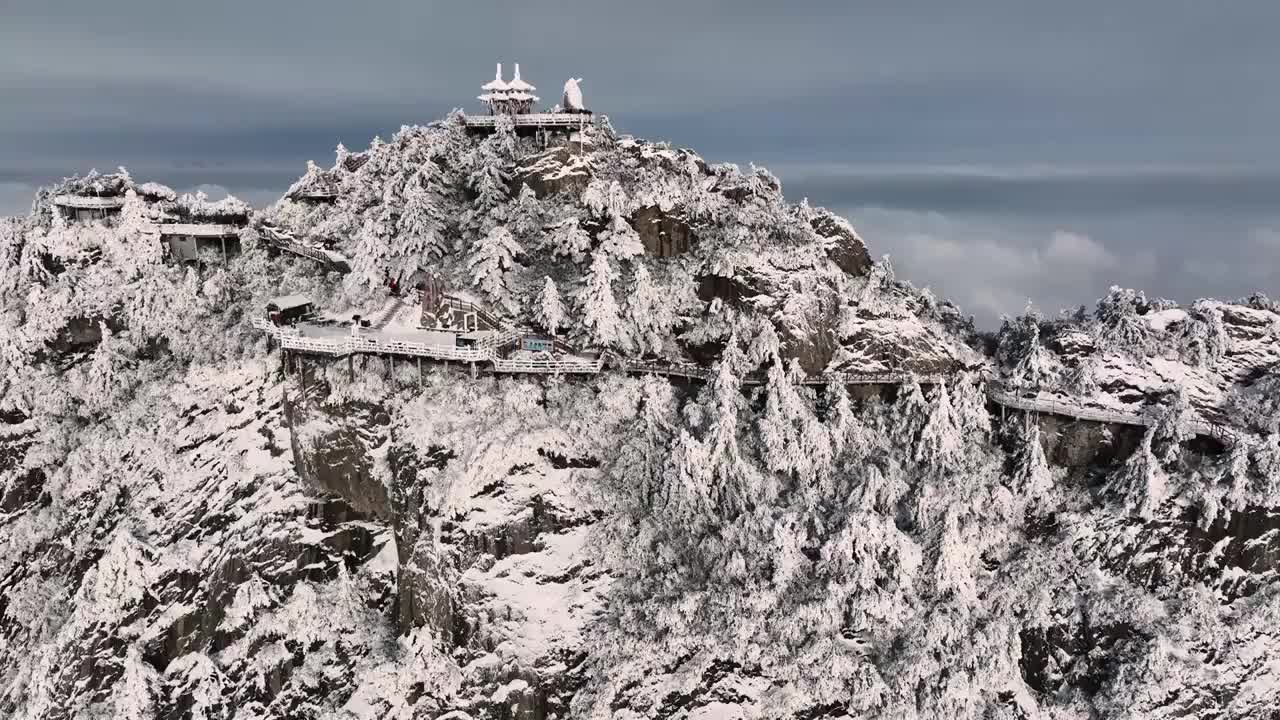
[2,1,1277,324]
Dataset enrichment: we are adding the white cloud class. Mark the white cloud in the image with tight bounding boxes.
[844,207,1158,325]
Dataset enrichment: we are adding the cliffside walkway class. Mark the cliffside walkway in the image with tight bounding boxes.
[262,227,351,271]
[986,387,1234,441]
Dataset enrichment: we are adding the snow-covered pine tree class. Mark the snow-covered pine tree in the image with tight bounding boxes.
[598,212,643,261]
[1095,286,1153,357]
[544,216,593,262]
[536,276,566,336]
[1111,427,1168,518]
[624,263,668,355]
[395,167,450,271]
[467,225,523,313]
[1011,320,1058,390]
[1065,353,1101,397]
[512,183,542,242]
[1180,299,1228,367]
[461,130,515,246]
[576,250,624,349]
[1012,416,1055,506]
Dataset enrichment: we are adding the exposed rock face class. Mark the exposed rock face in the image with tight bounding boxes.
[516,146,592,198]
[631,205,695,257]
[285,394,392,519]
[280,373,610,719]
[1035,413,1145,468]
[810,208,872,277]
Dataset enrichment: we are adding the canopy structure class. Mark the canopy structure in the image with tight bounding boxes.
[267,294,313,312]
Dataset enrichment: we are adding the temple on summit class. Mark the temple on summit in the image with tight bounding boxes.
[465,62,594,134]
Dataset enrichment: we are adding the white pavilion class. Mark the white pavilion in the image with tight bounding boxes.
[466,63,594,134]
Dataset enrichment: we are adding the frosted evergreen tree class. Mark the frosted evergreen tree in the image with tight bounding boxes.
[467,225,523,313]
[576,250,624,348]
[625,263,668,355]
[1065,353,1101,397]
[1120,430,1168,518]
[1010,318,1058,390]
[83,322,131,415]
[461,133,514,245]
[1180,299,1228,367]
[512,183,542,241]
[1012,417,1055,506]
[536,276,566,336]
[598,212,644,261]
[544,216,593,262]
[916,382,962,464]
[1096,285,1153,357]
[395,167,450,269]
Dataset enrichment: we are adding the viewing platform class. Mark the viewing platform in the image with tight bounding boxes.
[53,194,126,210]
[54,193,126,222]
[463,112,594,130]
[159,222,241,237]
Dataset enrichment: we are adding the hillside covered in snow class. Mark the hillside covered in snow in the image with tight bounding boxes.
[1,111,1278,719]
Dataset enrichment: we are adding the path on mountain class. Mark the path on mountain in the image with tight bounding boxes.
[257,229,1236,442]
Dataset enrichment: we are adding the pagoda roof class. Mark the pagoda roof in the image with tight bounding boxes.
[507,63,536,92]
[481,63,509,91]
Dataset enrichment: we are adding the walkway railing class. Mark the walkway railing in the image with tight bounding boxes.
[276,333,491,362]
[463,113,593,129]
[492,357,604,374]
[986,386,1232,441]
[262,227,350,270]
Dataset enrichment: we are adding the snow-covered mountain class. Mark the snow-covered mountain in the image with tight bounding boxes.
[1,114,1277,719]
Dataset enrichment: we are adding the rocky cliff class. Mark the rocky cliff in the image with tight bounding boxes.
[0,117,1278,719]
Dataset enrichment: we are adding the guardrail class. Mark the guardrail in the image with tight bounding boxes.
[463,113,593,129]
[492,357,604,374]
[476,328,524,349]
[276,333,492,362]
[986,386,1232,441]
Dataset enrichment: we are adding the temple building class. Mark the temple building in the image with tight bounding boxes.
[466,62,594,135]
[54,194,126,223]
[159,193,251,265]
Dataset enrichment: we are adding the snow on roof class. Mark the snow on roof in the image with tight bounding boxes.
[267,294,313,311]
[506,91,538,102]
[482,62,510,91]
[507,63,536,92]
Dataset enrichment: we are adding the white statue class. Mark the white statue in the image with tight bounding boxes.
[562,78,586,112]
